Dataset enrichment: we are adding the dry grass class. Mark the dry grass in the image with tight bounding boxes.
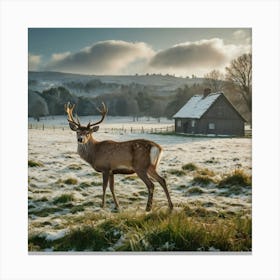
[182,163,198,171]
[28,160,44,167]
[219,169,251,187]
[28,207,251,252]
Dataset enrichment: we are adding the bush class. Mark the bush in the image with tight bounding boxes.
[219,169,251,187]
[182,163,198,171]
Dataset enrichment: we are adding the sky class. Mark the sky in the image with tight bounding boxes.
[28,28,251,77]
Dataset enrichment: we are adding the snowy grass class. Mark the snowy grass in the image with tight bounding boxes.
[28,207,251,252]
[28,117,252,252]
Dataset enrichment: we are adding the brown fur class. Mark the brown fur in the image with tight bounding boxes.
[65,102,173,211]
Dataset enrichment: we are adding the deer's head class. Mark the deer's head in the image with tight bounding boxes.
[65,102,108,144]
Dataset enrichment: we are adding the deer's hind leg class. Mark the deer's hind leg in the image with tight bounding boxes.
[135,169,155,212]
[148,167,173,210]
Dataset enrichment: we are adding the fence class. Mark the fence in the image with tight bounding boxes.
[244,129,252,137]
[28,123,175,134]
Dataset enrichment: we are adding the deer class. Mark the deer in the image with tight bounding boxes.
[65,102,173,212]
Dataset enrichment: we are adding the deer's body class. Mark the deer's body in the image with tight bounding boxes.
[78,137,161,174]
[65,102,173,211]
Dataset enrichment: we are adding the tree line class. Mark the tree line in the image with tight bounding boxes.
[28,83,207,121]
[28,53,252,123]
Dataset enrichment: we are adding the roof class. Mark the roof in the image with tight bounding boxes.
[173,92,222,119]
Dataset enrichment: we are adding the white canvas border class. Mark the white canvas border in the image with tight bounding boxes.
[0,0,280,280]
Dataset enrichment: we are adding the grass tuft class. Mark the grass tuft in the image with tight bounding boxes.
[63,178,78,185]
[28,160,44,167]
[29,206,62,217]
[35,197,49,202]
[219,169,251,187]
[182,163,198,171]
[192,175,214,185]
[54,193,75,204]
[79,182,92,188]
[70,205,85,214]
[168,169,186,176]
[187,187,204,195]
[204,157,219,164]
[197,168,215,177]
[68,164,82,170]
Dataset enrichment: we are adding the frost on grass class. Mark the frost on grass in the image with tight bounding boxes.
[28,118,252,252]
[28,208,251,252]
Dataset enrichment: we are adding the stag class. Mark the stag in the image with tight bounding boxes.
[65,102,173,212]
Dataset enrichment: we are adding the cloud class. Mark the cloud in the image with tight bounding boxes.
[150,39,227,68]
[149,38,251,76]
[233,30,247,40]
[233,29,252,45]
[43,38,251,76]
[28,53,41,70]
[45,40,154,75]
[51,52,71,61]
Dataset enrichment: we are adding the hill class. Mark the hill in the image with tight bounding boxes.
[28,71,203,97]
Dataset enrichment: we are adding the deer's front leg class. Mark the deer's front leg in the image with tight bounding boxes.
[109,174,119,209]
[102,171,109,208]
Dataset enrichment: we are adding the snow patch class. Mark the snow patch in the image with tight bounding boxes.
[45,229,67,241]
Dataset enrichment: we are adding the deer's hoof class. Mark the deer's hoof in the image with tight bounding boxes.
[145,206,152,212]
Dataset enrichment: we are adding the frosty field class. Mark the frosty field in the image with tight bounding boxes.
[28,117,252,252]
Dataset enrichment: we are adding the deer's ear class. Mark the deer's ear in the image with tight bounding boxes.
[90,126,99,133]
[69,122,78,131]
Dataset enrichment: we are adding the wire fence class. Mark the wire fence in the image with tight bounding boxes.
[28,123,175,134]
[28,123,251,137]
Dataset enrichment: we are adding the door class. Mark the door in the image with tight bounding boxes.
[183,122,189,133]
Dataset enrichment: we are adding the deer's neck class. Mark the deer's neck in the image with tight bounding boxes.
[77,136,98,165]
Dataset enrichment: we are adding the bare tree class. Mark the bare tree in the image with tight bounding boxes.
[225,53,252,112]
[203,70,225,92]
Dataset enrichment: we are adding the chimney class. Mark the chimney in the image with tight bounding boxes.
[203,88,211,98]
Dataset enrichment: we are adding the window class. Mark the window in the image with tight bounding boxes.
[191,120,196,127]
[208,123,215,130]
[177,119,182,127]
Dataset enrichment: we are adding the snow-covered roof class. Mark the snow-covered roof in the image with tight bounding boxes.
[173,92,222,119]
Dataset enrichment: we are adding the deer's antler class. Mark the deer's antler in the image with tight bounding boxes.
[64,102,81,128]
[88,102,108,127]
